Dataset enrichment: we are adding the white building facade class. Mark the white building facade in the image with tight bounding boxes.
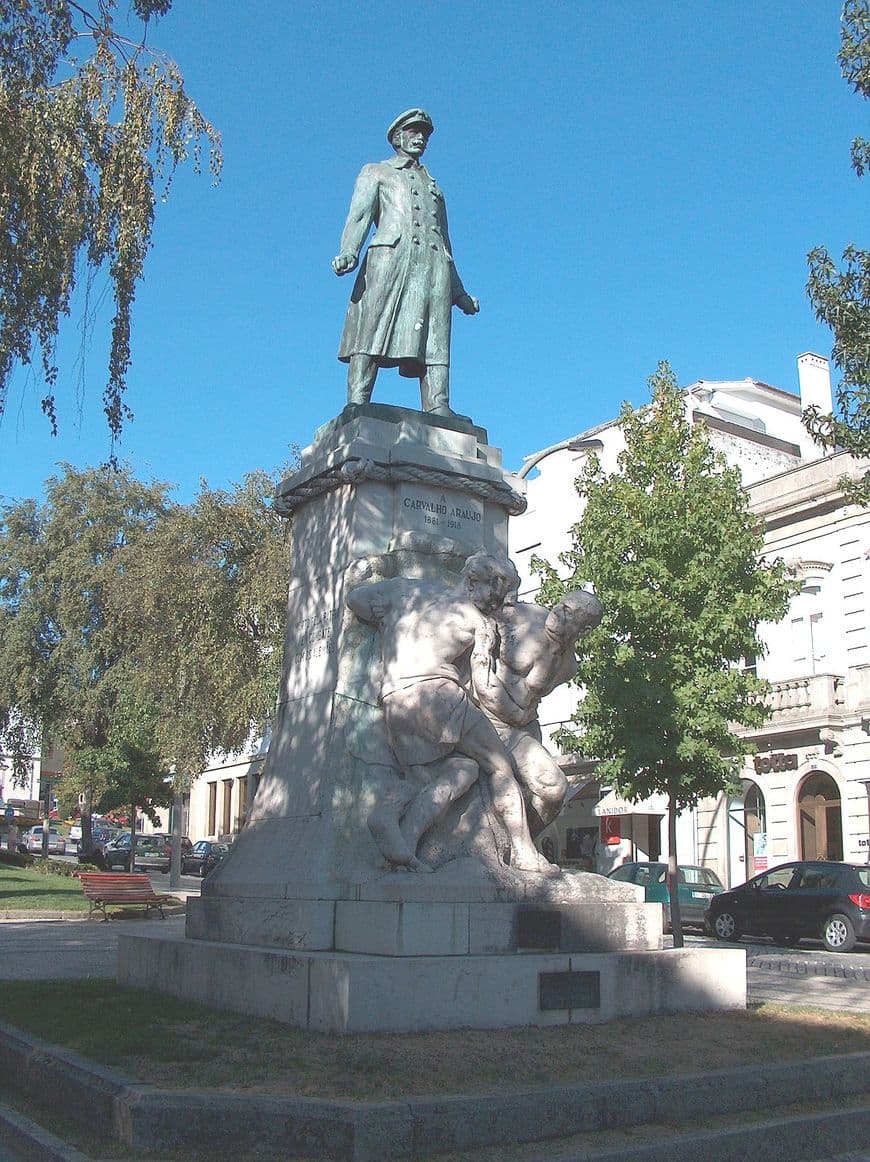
[509,354,870,885]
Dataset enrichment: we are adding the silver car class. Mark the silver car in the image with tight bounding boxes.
[24,826,66,856]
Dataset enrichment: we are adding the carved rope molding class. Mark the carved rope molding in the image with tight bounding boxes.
[274,457,528,517]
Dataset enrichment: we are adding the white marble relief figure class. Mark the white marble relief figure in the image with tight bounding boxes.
[346,551,550,873]
[476,585,604,836]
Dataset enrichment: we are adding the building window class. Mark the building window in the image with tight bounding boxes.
[207,783,217,837]
[237,776,248,829]
[791,610,825,675]
[222,779,233,838]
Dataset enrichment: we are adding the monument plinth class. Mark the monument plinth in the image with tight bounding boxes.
[119,407,745,1032]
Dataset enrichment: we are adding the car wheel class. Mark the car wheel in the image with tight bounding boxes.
[712,910,742,942]
[822,913,856,953]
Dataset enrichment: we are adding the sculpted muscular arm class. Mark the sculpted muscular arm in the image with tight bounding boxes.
[346,577,394,626]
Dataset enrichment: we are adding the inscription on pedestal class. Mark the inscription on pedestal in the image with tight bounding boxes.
[399,485,483,543]
[292,610,336,661]
[284,607,338,698]
[539,971,601,1011]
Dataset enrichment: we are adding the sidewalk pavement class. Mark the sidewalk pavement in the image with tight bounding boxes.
[0,915,867,1010]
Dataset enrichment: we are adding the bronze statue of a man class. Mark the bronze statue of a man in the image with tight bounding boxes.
[332,109,479,416]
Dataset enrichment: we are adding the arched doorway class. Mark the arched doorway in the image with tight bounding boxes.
[728,780,767,885]
[798,771,843,861]
[743,781,767,874]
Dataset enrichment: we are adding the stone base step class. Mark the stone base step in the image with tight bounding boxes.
[118,928,744,1033]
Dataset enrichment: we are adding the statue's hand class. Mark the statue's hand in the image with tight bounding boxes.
[345,556,374,586]
[455,293,479,315]
[332,252,358,276]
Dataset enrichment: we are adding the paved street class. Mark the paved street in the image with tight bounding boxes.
[674,933,870,1011]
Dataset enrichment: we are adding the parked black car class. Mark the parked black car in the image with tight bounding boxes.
[706,860,870,953]
[182,840,231,878]
[103,833,172,873]
[76,824,123,867]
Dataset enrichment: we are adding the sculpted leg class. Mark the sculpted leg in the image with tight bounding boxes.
[347,354,378,405]
[400,756,479,858]
[459,719,554,873]
[367,782,417,868]
[420,364,452,415]
[511,735,569,838]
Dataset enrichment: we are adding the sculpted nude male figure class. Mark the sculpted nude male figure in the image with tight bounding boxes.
[475,589,604,837]
[346,552,547,873]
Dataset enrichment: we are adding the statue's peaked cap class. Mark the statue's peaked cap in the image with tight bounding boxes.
[387,108,434,142]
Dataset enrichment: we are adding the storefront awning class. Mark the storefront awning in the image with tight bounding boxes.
[593,790,668,817]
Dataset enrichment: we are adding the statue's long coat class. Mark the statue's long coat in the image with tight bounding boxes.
[337,154,468,375]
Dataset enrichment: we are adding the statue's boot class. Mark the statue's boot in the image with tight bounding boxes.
[420,367,455,416]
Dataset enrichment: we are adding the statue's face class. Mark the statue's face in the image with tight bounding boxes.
[547,594,603,642]
[464,569,504,615]
[394,124,429,159]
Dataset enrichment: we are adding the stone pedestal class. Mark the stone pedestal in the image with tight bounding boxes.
[118,405,746,1029]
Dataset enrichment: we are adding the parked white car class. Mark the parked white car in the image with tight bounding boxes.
[23,826,66,856]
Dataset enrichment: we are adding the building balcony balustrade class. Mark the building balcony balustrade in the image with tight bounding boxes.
[764,673,845,721]
[738,672,850,740]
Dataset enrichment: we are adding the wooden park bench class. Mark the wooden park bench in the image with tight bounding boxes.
[78,872,174,922]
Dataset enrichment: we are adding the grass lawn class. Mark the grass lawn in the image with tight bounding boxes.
[0,862,182,917]
[0,979,868,1100]
[0,860,90,912]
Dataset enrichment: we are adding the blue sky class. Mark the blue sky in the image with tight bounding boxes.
[0,0,864,503]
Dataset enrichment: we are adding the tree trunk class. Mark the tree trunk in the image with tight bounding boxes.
[667,789,684,948]
[169,788,183,890]
[129,801,137,873]
[81,787,93,854]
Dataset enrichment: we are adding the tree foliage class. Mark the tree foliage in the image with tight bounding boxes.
[0,463,172,838]
[0,462,289,834]
[804,0,869,500]
[535,364,795,943]
[114,469,289,784]
[0,0,221,445]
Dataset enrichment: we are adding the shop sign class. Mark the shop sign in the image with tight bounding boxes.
[753,752,798,775]
[599,816,621,846]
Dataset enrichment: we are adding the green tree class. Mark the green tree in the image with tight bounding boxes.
[804,0,869,500]
[115,469,289,788]
[0,463,289,864]
[535,363,795,946]
[0,463,172,851]
[0,0,221,446]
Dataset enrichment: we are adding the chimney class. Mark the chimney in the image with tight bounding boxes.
[797,352,833,461]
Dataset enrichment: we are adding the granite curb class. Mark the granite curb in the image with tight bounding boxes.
[746,950,870,981]
[546,1105,870,1161]
[0,1021,867,1162]
[0,904,187,922]
[0,1099,91,1161]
